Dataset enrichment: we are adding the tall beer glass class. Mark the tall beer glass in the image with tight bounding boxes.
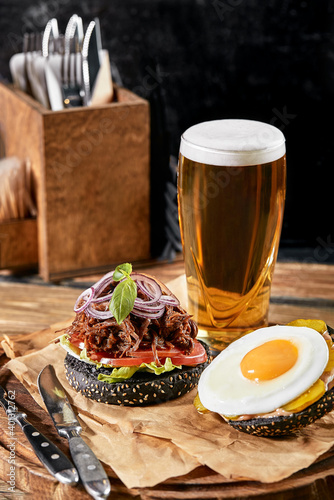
[178,119,286,349]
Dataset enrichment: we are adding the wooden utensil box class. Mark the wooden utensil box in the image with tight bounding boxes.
[0,83,150,281]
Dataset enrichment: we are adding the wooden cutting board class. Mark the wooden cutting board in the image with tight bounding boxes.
[1,365,334,500]
[1,260,334,498]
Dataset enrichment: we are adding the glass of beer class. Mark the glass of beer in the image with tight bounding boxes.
[177,119,286,349]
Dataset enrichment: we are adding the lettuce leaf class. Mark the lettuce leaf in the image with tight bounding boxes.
[97,358,182,384]
[79,347,103,368]
[141,357,181,375]
[59,333,82,357]
[97,365,140,383]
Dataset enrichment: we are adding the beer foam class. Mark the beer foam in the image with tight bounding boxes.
[180,119,286,166]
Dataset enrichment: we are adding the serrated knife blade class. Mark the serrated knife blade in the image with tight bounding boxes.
[37,365,111,499]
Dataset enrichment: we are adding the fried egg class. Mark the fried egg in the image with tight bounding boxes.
[198,325,329,416]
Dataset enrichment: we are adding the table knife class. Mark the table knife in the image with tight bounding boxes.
[38,365,111,499]
[82,20,96,106]
[0,384,78,485]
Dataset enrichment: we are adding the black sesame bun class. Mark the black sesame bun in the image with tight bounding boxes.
[64,340,211,406]
[227,384,334,437]
[225,324,334,437]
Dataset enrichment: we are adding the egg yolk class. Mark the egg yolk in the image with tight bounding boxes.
[240,339,298,382]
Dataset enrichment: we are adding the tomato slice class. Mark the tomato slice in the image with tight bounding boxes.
[166,341,208,366]
[80,339,207,367]
[69,334,84,349]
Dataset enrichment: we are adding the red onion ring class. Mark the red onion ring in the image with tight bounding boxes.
[133,299,165,313]
[74,287,94,313]
[91,292,113,304]
[158,295,179,306]
[131,307,165,319]
[73,269,180,321]
[85,303,113,320]
[131,273,162,302]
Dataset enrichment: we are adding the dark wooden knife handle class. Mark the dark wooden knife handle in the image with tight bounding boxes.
[15,414,78,485]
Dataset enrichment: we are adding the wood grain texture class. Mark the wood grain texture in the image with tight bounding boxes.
[0,84,151,282]
[0,260,333,498]
[271,262,334,301]
[0,219,38,270]
[1,369,334,499]
[0,260,333,338]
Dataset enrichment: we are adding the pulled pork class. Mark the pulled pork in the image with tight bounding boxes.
[64,298,198,365]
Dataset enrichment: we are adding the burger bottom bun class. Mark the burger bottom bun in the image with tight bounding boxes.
[227,385,334,437]
[64,341,211,406]
[227,325,334,437]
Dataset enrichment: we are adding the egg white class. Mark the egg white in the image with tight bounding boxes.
[198,325,329,416]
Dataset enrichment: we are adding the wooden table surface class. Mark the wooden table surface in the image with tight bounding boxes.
[0,258,333,499]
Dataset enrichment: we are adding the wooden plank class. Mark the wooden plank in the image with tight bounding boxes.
[0,282,79,337]
[0,261,333,498]
[0,261,333,339]
[0,84,46,276]
[41,88,150,281]
[0,84,151,281]
[1,368,334,499]
[0,219,38,270]
[271,262,334,301]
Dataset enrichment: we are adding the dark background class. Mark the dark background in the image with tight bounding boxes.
[0,0,333,264]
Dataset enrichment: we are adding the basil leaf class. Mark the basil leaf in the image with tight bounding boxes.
[109,277,137,324]
[113,262,133,281]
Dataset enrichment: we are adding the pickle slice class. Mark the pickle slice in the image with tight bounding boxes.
[287,319,327,334]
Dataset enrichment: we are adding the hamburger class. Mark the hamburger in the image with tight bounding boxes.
[195,320,334,437]
[58,263,210,406]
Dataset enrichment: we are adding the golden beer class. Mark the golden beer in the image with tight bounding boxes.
[178,119,286,349]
